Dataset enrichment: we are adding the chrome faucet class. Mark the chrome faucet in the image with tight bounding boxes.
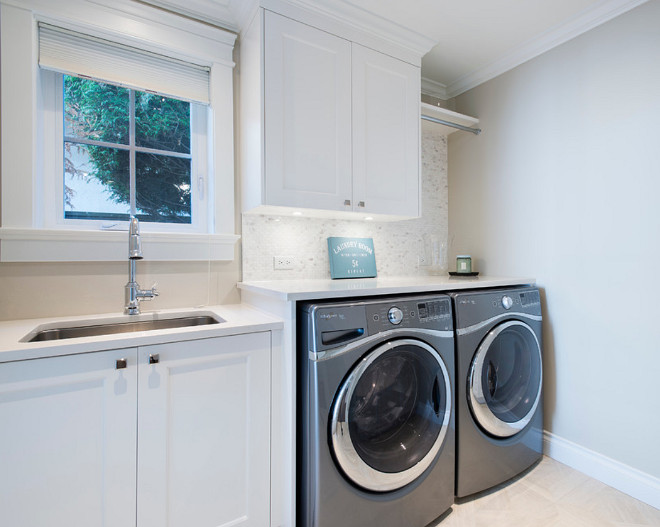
[124,217,158,315]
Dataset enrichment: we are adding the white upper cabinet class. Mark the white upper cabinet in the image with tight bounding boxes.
[352,44,420,217]
[263,12,352,211]
[241,9,421,220]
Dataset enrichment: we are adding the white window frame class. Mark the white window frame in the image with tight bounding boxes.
[42,71,209,234]
[0,0,239,262]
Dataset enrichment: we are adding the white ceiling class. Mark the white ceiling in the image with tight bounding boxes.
[418,0,648,98]
[141,0,648,99]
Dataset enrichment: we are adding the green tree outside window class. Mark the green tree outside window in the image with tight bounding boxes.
[64,75,192,223]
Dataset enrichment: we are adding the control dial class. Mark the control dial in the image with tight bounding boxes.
[387,306,404,325]
[501,296,513,310]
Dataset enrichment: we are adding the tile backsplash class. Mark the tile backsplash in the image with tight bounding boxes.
[241,124,449,280]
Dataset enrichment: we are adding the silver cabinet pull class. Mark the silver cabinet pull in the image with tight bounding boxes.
[344,199,351,206]
[149,354,160,365]
[116,358,127,370]
[358,201,365,208]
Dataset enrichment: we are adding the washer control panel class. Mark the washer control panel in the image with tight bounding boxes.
[366,296,453,333]
[304,294,454,353]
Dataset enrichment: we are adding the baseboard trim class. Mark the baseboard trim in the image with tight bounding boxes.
[543,431,660,510]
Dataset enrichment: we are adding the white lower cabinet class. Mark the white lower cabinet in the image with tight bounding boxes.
[0,347,138,527]
[0,332,271,527]
[137,333,271,527]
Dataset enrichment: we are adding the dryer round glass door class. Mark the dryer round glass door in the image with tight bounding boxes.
[468,320,542,438]
[330,339,451,492]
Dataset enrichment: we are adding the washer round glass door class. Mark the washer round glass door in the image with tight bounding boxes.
[330,338,451,492]
[469,320,542,438]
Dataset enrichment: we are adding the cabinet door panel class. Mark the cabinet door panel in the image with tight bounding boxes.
[137,333,271,527]
[264,11,352,211]
[352,44,420,217]
[0,349,138,527]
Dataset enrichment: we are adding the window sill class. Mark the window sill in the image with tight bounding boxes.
[0,228,240,262]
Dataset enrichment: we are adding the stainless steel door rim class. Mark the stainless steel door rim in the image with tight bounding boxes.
[330,339,451,492]
[468,320,542,438]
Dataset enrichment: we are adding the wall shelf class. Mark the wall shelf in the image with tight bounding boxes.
[421,102,480,135]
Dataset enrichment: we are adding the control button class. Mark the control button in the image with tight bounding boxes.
[373,314,379,322]
[502,296,513,310]
[387,307,404,325]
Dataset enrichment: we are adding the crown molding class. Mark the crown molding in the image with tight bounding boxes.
[137,0,258,36]
[260,0,434,60]
[446,0,649,98]
[1,0,236,64]
[421,77,448,100]
[229,0,259,31]
[137,0,435,59]
[138,0,239,32]
[293,0,436,56]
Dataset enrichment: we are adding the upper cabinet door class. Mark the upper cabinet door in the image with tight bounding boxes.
[352,44,420,217]
[0,348,138,527]
[264,11,353,211]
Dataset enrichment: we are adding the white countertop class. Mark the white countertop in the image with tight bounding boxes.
[0,304,283,363]
[238,275,535,301]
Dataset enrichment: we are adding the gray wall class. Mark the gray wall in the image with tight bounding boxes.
[449,0,660,479]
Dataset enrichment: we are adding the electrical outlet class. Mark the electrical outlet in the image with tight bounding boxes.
[273,256,295,270]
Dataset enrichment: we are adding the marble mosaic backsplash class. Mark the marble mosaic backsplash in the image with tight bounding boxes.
[241,125,449,280]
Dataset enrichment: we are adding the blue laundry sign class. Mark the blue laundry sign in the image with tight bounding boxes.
[327,237,377,279]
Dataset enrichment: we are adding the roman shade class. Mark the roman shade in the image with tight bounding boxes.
[38,23,210,104]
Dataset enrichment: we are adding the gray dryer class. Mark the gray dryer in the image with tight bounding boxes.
[452,287,543,497]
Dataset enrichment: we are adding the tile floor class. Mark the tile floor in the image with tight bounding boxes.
[432,456,660,526]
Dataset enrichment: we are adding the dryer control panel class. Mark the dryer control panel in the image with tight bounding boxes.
[452,286,541,330]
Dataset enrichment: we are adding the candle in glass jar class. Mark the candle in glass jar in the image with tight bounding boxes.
[456,255,472,273]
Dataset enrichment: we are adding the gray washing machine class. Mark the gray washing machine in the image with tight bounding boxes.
[298,294,455,527]
[451,287,543,498]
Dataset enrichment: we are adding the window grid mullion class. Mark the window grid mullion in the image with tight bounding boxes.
[129,90,136,216]
[63,136,192,159]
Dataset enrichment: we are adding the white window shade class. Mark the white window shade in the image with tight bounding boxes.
[38,23,210,104]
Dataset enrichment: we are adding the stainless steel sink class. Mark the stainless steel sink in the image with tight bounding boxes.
[24,315,224,342]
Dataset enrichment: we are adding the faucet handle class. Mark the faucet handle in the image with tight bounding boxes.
[150,282,159,296]
[128,217,143,259]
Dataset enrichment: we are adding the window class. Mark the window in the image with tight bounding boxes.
[64,75,194,225]
[0,2,238,262]
[57,74,208,231]
[39,22,212,234]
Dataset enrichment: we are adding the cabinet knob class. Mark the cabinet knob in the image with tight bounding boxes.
[116,358,127,370]
[358,201,365,208]
[149,354,160,365]
[344,199,351,206]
